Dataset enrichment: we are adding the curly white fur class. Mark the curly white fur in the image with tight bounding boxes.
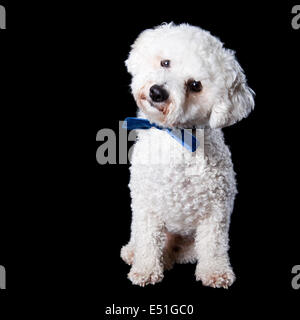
[121,23,255,288]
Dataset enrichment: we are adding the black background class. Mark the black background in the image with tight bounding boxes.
[0,0,299,315]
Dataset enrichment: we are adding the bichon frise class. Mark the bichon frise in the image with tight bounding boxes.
[121,23,254,288]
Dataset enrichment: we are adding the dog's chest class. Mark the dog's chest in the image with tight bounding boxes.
[130,129,212,232]
[131,128,205,166]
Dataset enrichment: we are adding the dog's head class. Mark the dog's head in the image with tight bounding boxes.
[126,23,255,129]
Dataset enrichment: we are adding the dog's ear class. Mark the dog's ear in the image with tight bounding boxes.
[209,53,255,129]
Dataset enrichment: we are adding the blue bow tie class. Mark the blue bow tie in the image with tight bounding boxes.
[122,117,200,152]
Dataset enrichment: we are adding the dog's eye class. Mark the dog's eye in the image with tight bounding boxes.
[161,60,170,68]
[187,79,202,92]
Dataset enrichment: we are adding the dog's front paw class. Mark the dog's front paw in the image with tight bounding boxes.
[128,265,164,287]
[121,244,134,265]
[195,265,235,289]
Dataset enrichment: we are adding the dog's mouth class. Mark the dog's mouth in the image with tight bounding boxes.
[150,101,170,115]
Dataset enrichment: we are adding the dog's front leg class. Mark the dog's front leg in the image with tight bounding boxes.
[128,213,165,286]
[195,209,235,288]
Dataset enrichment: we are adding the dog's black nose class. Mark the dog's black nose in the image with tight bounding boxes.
[149,85,169,103]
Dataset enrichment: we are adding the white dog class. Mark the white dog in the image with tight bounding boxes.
[121,23,254,288]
